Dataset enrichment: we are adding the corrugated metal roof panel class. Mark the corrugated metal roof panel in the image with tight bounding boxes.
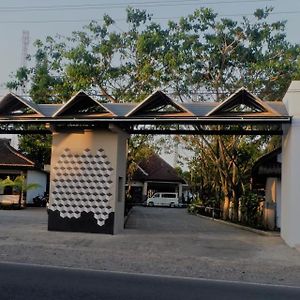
[36,101,288,118]
[181,102,218,116]
[266,102,289,116]
[38,104,63,117]
[103,103,137,116]
[0,93,44,116]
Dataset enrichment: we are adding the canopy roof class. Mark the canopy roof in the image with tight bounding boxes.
[206,87,280,117]
[0,88,291,135]
[53,91,115,118]
[0,93,44,118]
[126,90,194,117]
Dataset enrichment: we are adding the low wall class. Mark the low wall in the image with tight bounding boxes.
[0,195,20,207]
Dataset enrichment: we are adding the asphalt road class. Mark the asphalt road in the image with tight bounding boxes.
[0,207,300,286]
[0,262,299,300]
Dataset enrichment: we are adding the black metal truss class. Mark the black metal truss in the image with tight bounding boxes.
[0,116,291,135]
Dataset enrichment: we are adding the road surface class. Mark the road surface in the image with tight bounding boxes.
[0,207,299,286]
[0,262,299,300]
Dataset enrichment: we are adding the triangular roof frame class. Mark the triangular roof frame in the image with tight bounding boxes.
[206,87,280,117]
[0,92,44,117]
[125,90,194,117]
[53,91,116,117]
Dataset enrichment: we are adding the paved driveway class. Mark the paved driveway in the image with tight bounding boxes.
[0,206,299,286]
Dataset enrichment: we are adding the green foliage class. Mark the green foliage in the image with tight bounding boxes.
[127,135,156,180]
[183,133,268,221]
[18,134,52,169]
[239,190,264,228]
[5,6,300,222]
[187,198,203,214]
[0,177,15,189]
[8,7,298,102]
[12,175,41,192]
[0,176,40,192]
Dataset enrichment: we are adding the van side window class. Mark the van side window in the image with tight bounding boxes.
[162,193,176,198]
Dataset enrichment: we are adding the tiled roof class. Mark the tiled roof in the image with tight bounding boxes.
[132,153,185,183]
[0,139,35,168]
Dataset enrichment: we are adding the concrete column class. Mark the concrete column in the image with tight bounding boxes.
[264,177,277,230]
[48,128,128,234]
[276,179,281,229]
[281,81,300,247]
[178,183,183,202]
[142,182,148,201]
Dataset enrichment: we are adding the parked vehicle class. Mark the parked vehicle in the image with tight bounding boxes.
[146,192,179,207]
[32,192,49,207]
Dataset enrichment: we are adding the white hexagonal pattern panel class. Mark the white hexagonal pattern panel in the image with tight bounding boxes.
[49,148,114,226]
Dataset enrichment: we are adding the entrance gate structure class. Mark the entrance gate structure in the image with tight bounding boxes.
[0,82,298,247]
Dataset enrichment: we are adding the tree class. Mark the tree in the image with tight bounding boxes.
[7,7,299,100]
[6,6,300,222]
[0,176,40,207]
[18,134,51,169]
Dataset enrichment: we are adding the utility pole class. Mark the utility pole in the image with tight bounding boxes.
[173,139,179,167]
[17,30,30,96]
[21,30,30,68]
[4,30,30,149]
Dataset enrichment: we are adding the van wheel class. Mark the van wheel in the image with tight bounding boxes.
[148,202,154,207]
[170,202,175,208]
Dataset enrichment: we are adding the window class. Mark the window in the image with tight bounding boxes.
[162,193,176,198]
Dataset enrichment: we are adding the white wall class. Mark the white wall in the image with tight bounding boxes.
[26,170,47,204]
[264,177,276,230]
[114,129,129,234]
[49,128,128,234]
[276,178,281,229]
[281,81,300,247]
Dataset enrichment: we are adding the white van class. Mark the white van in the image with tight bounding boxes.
[146,192,179,207]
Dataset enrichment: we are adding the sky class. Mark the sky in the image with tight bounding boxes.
[0,0,299,96]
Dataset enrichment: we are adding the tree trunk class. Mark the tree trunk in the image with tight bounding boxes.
[222,195,230,220]
[231,156,239,222]
[221,178,230,220]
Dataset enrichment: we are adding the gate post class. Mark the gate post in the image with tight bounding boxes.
[48,127,128,234]
[281,81,300,247]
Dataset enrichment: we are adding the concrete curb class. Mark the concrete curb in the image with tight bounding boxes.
[194,213,280,236]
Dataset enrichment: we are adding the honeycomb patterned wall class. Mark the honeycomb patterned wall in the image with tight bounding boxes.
[49,148,114,226]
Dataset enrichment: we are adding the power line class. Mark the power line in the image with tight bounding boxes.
[0,9,297,24]
[0,0,274,12]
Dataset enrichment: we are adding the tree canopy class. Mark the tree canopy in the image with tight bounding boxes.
[6,6,300,226]
[7,6,299,103]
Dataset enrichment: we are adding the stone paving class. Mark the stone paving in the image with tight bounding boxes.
[0,206,299,286]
